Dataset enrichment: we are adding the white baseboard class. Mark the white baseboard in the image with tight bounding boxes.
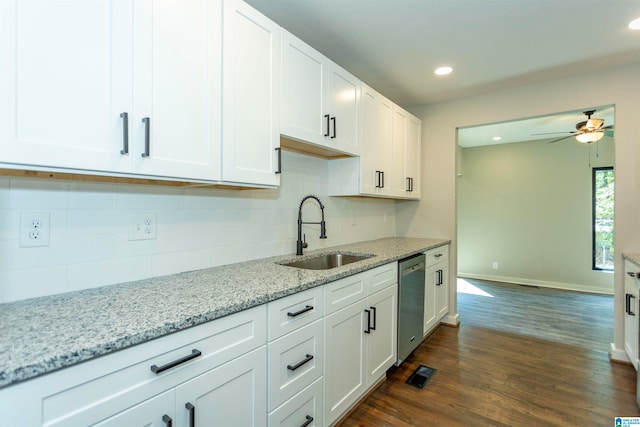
[441,313,460,327]
[458,272,613,295]
[609,343,631,365]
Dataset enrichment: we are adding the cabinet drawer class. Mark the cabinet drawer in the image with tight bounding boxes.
[42,306,266,427]
[268,377,323,427]
[268,286,324,341]
[268,319,324,411]
[324,271,367,315]
[367,262,397,294]
[425,245,449,267]
[625,260,640,285]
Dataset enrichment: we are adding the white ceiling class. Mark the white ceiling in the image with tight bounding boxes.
[245,0,638,146]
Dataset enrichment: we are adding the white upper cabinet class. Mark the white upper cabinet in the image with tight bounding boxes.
[328,85,420,200]
[281,30,360,156]
[359,85,393,197]
[0,0,134,173]
[222,0,281,186]
[133,0,222,181]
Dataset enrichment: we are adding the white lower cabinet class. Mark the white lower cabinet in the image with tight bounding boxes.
[323,263,398,426]
[624,260,640,370]
[175,347,267,427]
[92,390,176,427]
[0,306,266,427]
[424,245,450,336]
[267,287,325,427]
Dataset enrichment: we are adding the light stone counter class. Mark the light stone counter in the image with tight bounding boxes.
[623,253,640,268]
[0,237,449,388]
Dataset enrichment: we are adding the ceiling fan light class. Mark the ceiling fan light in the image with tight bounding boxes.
[585,118,604,130]
[575,131,604,144]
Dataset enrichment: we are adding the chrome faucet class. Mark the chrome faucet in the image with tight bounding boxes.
[297,195,327,255]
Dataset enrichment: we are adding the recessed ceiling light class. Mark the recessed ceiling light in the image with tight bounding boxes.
[492,136,502,141]
[630,17,640,30]
[434,66,453,76]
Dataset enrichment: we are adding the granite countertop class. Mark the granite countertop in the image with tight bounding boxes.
[0,237,449,389]
[623,253,640,268]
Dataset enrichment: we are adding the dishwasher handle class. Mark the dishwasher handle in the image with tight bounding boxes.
[401,262,425,277]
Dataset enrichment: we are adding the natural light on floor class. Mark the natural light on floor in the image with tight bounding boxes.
[457,278,494,297]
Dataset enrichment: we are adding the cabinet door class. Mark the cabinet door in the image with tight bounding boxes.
[359,85,392,196]
[366,284,397,386]
[280,29,327,146]
[175,346,267,427]
[424,264,437,335]
[435,261,449,321]
[222,0,281,186]
[324,300,367,425]
[0,0,133,173]
[92,390,175,427]
[326,62,360,155]
[132,0,222,180]
[405,113,421,198]
[624,279,639,370]
[391,106,408,197]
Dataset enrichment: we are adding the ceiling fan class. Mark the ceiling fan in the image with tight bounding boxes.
[534,110,614,144]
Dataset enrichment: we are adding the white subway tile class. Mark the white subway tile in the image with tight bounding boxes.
[67,256,153,292]
[151,249,212,276]
[10,179,70,209]
[0,266,67,303]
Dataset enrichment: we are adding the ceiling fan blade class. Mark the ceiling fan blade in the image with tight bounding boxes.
[532,131,575,136]
[605,129,614,137]
[547,135,574,144]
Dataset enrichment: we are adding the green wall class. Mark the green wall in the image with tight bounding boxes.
[457,136,614,294]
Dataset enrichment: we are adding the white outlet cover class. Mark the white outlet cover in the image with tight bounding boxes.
[128,212,157,241]
[20,212,50,248]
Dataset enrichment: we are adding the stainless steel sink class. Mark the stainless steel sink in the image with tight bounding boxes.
[280,253,374,270]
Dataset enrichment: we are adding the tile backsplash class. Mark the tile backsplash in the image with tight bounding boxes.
[0,151,397,302]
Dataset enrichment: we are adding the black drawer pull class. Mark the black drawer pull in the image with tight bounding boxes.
[120,112,129,155]
[185,402,195,427]
[287,305,313,317]
[434,253,443,258]
[370,306,377,331]
[301,415,314,427]
[275,147,282,174]
[162,415,172,427]
[331,116,336,138]
[364,309,371,334]
[141,117,150,158]
[151,349,201,374]
[287,354,314,371]
[324,114,330,137]
[628,271,637,278]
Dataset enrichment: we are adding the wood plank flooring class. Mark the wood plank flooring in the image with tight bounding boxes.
[339,279,639,426]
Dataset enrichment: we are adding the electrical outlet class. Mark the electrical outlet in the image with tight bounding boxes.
[492,262,499,270]
[128,212,157,241]
[20,212,50,247]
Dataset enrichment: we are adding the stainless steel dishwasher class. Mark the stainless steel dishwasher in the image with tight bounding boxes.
[396,253,426,365]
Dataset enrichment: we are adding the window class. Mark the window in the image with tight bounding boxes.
[593,167,614,270]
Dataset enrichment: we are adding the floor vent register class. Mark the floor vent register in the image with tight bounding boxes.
[405,365,437,389]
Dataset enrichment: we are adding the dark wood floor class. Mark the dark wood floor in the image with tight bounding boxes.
[339,278,639,426]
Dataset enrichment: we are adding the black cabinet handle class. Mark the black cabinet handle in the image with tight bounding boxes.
[301,415,314,427]
[364,309,371,333]
[631,294,636,316]
[331,116,336,139]
[434,253,444,258]
[287,354,314,371]
[628,272,637,278]
[410,177,414,192]
[120,112,129,155]
[370,306,377,331]
[435,270,443,286]
[141,117,150,158]
[162,415,172,427]
[185,402,195,427]
[406,177,411,192]
[626,293,631,314]
[151,349,201,374]
[324,114,330,137]
[375,171,381,188]
[275,147,282,174]
[287,305,313,317]
[380,171,384,188]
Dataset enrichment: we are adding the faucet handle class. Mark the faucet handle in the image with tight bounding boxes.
[302,234,308,249]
